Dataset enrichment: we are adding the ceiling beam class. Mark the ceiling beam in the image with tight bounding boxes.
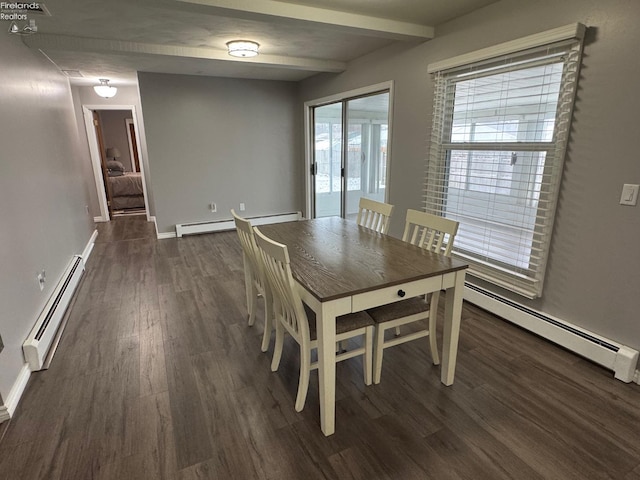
[23,34,347,73]
[173,0,435,41]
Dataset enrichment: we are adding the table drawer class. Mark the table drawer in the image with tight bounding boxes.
[352,276,443,312]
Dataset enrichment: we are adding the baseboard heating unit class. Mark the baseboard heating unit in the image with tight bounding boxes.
[175,211,302,237]
[464,283,639,383]
[23,255,85,371]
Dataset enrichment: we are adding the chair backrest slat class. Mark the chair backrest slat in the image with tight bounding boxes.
[356,197,394,234]
[403,209,459,257]
[231,209,265,289]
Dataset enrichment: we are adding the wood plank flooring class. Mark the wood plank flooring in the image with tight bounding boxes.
[1,214,639,479]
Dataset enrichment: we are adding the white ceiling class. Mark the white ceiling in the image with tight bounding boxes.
[17,0,499,86]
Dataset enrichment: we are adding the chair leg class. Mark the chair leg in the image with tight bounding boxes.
[247,286,258,327]
[295,343,312,412]
[243,255,256,326]
[271,321,285,372]
[373,324,385,384]
[363,326,373,386]
[260,289,273,353]
[429,291,440,365]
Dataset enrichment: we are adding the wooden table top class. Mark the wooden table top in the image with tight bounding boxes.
[258,217,468,302]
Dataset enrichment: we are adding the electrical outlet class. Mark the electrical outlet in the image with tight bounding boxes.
[209,202,217,212]
[37,270,46,291]
[240,202,246,211]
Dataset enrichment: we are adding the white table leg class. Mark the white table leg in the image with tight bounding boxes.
[316,301,338,436]
[441,270,466,385]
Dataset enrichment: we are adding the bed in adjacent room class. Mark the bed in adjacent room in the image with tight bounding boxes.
[106,161,145,211]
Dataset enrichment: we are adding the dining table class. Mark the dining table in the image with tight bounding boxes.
[258,216,468,436]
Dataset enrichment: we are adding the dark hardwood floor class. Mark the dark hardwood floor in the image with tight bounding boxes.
[1,214,639,479]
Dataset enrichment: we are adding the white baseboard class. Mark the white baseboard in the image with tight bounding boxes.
[93,216,108,222]
[152,217,177,239]
[0,364,31,421]
[464,284,639,383]
[82,229,98,261]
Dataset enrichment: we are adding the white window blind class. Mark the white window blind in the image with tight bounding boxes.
[425,27,584,298]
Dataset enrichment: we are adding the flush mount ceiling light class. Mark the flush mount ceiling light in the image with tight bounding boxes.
[93,78,117,98]
[226,40,260,58]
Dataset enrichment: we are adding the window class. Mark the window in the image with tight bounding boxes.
[424,25,585,298]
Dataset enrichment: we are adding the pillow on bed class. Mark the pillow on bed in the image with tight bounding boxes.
[108,169,124,177]
[106,160,125,172]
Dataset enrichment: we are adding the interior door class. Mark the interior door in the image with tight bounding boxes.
[126,119,141,172]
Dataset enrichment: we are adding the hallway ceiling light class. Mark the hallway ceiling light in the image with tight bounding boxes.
[93,79,117,98]
[226,40,260,58]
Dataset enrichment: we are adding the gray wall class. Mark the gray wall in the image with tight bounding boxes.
[299,0,640,351]
[99,110,134,172]
[0,34,94,400]
[138,72,302,234]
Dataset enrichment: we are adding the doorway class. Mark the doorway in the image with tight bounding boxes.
[83,105,149,222]
[306,83,392,219]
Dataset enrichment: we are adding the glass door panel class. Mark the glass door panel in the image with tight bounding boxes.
[313,102,343,218]
[344,92,390,219]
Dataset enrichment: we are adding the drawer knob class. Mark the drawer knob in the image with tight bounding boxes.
[397,289,406,298]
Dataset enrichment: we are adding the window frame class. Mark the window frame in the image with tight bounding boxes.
[424,24,585,298]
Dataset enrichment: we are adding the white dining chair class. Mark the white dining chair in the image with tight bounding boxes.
[253,227,374,412]
[367,209,459,384]
[231,209,273,352]
[356,197,394,234]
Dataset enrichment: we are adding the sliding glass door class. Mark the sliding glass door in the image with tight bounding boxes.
[311,89,390,219]
[313,102,343,217]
